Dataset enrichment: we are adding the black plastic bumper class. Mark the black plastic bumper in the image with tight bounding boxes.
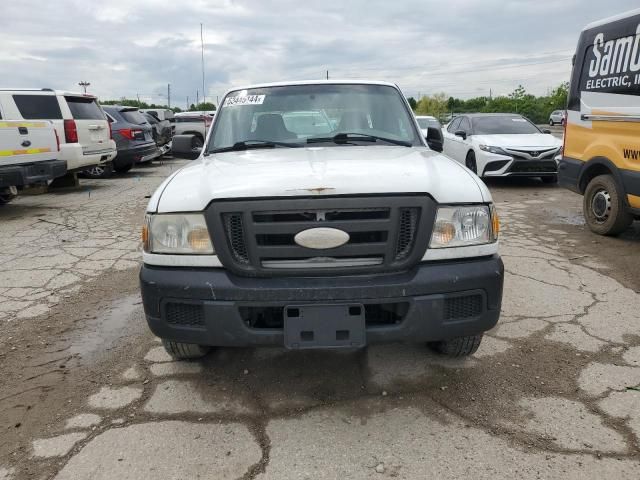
[0,159,67,188]
[140,255,504,348]
[113,144,159,168]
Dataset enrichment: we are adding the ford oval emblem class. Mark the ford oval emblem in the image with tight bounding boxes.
[294,227,350,250]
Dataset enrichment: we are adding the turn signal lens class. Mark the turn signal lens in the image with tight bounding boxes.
[142,215,150,252]
[433,220,456,245]
[491,206,500,240]
[188,227,212,252]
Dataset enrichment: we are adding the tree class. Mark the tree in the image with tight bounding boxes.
[407,97,417,110]
[190,102,216,111]
[415,93,448,119]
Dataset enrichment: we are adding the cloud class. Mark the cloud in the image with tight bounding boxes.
[1,0,638,105]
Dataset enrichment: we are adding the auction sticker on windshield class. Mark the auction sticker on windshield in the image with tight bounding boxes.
[224,95,266,107]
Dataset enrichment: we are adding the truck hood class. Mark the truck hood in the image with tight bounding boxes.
[472,133,561,148]
[152,146,489,213]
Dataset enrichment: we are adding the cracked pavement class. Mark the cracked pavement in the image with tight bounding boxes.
[1,164,640,479]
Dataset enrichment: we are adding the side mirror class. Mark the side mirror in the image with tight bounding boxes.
[171,134,202,160]
[454,130,467,140]
[425,126,444,152]
[542,129,551,134]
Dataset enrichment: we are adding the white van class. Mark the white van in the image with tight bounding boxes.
[0,89,116,173]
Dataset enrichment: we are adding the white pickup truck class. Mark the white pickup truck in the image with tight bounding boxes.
[140,80,504,360]
[0,120,65,203]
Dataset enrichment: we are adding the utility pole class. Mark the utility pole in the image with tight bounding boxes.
[167,84,171,108]
[78,81,90,94]
[186,96,189,110]
[326,70,329,80]
[196,90,199,107]
[136,93,140,103]
[201,23,206,104]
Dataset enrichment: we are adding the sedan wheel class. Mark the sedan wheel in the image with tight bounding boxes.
[465,152,478,175]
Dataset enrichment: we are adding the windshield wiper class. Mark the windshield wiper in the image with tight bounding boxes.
[209,140,300,154]
[306,132,412,147]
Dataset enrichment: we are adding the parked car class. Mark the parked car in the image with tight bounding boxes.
[0,89,116,177]
[140,108,175,123]
[442,113,562,182]
[0,119,65,203]
[415,115,444,152]
[173,113,214,146]
[94,106,158,176]
[142,112,172,155]
[549,110,566,126]
[140,80,503,360]
[559,8,640,235]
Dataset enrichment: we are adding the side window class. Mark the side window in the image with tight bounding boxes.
[459,117,471,133]
[447,117,461,133]
[12,94,63,119]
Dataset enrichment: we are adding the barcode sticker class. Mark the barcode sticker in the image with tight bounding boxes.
[223,95,266,107]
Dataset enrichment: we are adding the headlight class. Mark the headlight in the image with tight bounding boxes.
[430,205,499,248]
[479,145,508,155]
[143,213,214,254]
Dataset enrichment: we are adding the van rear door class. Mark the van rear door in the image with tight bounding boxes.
[64,95,112,154]
[0,120,58,167]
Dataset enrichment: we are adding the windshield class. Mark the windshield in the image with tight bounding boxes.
[208,84,420,151]
[471,116,540,135]
[416,118,440,129]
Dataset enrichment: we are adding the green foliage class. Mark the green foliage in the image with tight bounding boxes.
[406,96,417,110]
[430,83,569,124]
[189,102,217,111]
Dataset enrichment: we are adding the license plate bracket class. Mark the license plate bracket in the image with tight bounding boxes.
[284,304,366,349]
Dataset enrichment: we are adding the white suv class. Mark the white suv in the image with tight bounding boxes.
[0,89,116,173]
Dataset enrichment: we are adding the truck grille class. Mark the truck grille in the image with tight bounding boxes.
[207,196,435,276]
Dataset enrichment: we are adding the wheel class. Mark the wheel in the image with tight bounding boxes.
[583,174,633,236]
[465,151,478,175]
[80,163,113,179]
[429,334,483,357]
[0,186,18,204]
[560,119,565,126]
[541,174,557,184]
[549,120,554,126]
[161,339,210,360]
[113,162,133,174]
[193,136,204,149]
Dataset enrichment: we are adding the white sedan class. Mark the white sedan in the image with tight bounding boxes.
[442,113,562,183]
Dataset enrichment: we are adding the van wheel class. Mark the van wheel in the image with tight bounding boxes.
[465,151,478,175]
[81,163,113,179]
[429,334,483,357]
[161,339,211,360]
[584,174,633,236]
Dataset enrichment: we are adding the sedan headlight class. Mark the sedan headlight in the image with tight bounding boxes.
[430,205,499,248]
[143,213,214,254]
[479,145,508,155]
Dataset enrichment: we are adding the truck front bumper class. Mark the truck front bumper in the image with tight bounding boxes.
[0,159,67,188]
[140,255,504,348]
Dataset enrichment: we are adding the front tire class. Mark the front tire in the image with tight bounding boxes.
[161,339,210,360]
[429,334,483,357]
[583,174,633,236]
[0,186,18,205]
[549,120,554,126]
[465,151,478,175]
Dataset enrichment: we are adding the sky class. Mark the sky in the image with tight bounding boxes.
[2,0,639,106]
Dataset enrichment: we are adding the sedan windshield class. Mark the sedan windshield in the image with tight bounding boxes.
[207,84,420,152]
[472,116,541,135]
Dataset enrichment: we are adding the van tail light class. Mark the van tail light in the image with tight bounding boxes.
[119,128,144,140]
[64,119,78,143]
